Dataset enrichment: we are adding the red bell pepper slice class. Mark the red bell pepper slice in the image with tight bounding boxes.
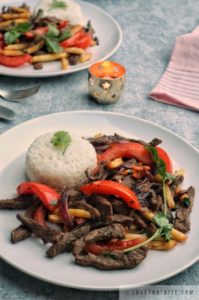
[98,142,152,165]
[57,20,69,30]
[80,180,141,210]
[156,146,173,173]
[98,142,173,173]
[17,182,60,211]
[33,204,47,227]
[84,237,146,255]
[74,33,92,49]
[60,30,85,48]
[0,54,32,67]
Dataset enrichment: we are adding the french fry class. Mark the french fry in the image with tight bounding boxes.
[31,52,67,63]
[1,49,24,56]
[10,6,30,14]
[79,52,92,63]
[24,40,45,54]
[0,12,31,20]
[60,57,68,70]
[4,43,29,50]
[64,47,84,55]
[140,208,188,243]
[165,182,175,209]
[0,18,29,30]
[125,233,148,241]
[171,228,188,242]
[107,158,123,169]
[140,208,155,221]
[70,24,82,35]
[48,214,62,224]
[149,240,177,250]
[48,209,91,223]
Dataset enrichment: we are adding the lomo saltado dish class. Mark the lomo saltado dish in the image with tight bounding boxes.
[0,131,195,270]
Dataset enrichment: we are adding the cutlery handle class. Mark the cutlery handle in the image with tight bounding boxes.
[0,105,16,121]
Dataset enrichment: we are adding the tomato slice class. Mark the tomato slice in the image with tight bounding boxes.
[98,142,152,165]
[74,33,92,49]
[80,180,141,210]
[17,182,60,211]
[60,30,85,48]
[57,20,69,30]
[98,142,173,174]
[0,54,32,67]
[156,146,173,173]
[85,237,146,255]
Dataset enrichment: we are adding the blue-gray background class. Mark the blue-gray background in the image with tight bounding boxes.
[0,0,198,299]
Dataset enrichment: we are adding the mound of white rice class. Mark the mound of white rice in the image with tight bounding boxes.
[25,132,97,191]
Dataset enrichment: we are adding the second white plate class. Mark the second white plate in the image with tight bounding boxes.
[0,0,122,77]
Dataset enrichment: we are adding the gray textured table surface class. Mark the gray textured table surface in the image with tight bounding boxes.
[0,0,198,299]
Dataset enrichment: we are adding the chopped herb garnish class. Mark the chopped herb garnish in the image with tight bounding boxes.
[4,31,21,45]
[4,23,31,45]
[47,24,60,38]
[45,37,63,53]
[153,212,173,241]
[51,131,71,154]
[49,0,67,10]
[145,146,175,214]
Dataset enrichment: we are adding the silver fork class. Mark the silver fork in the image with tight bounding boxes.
[0,85,40,102]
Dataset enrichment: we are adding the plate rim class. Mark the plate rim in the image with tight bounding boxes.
[0,0,123,78]
[0,110,198,291]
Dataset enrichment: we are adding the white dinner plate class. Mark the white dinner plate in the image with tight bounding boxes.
[0,0,122,77]
[0,111,198,290]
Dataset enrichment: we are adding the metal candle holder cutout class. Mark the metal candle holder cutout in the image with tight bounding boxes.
[88,61,126,104]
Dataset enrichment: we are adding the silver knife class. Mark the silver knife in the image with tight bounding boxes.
[0,105,16,121]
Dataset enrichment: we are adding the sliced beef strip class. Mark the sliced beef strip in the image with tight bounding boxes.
[10,202,40,244]
[73,231,148,270]
[129,211,148,230]
[170,175,184,194]
[148,190,163,211]
[46,223,91,257]
[75,247,147,270]
[17,214,63,243]
[86,163,110,181]
[69,200,101,219]
[83,223,125,245]
[173,186,195,233]
[0,195,35,209]
[72,223,125,257]
[121,175,135,189]
[86,196,113,220]
[146,222,158,237]
[11,225,31,243]
[111,214,134,227]
[111,198,130,215]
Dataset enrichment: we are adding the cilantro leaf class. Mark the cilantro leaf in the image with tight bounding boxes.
[4,31,21,45]
[45,37,63,53]
[58,30,71,42]
[51,131,71,154]
[4,23,31,45]
[153,212,173,241]
[47,24,60,38]
[14,23,31,33]
[49,0,67,10]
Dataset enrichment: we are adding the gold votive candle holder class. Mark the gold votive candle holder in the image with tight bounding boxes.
[88,61,126,104]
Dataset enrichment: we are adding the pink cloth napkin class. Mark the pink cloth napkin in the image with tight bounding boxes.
[149,26,199,112]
